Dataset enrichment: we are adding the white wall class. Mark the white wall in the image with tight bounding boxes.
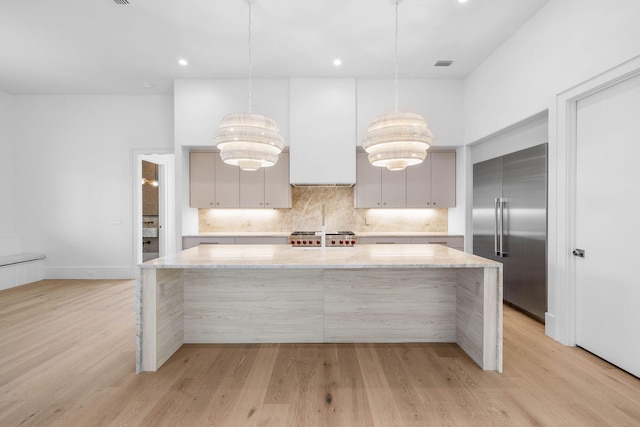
[175,78,466,235]
[470,112,548,165]
[0,90,18,255]
[174,79,290,148]
[357,79,464,148]
[464,0,640,144]
[13,95,173,279]
[463,0,640,342]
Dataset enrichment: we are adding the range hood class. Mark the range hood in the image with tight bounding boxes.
[289,78,357,186]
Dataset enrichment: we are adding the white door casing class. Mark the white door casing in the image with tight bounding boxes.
[574,73,640,377]
[133,150,176,279]
[549,55,640,346]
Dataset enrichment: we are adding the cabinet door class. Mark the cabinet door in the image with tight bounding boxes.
[240,169,265,208]
[430,152,456,208]
[406,157,431,208]
[410,236,464,250]
[355,152,381,207]
[182,236,235,249]
[234,236,288,245]
[358,237,412,244]
[264,153,291,208]
[381,169,407,208]
[214,156,240,208]
[189,152,215,208]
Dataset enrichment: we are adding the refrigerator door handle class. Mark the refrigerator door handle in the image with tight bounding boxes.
[499,197,507,257]
[494,197,501,256]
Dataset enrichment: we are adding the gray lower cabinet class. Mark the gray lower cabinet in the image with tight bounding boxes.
[410,236,464,250]
[358,236,463,250]
[357,237,412,244]
[233,237,289,245]
[183,236,288,249]
[182,236,235,249]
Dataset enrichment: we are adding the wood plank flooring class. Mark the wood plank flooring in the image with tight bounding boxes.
[1,279,639,426]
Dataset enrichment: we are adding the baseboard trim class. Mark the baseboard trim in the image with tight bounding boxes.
[44,266,133,280]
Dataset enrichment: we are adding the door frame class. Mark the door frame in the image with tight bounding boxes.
[551,55,640,345]
[132,149,175,280]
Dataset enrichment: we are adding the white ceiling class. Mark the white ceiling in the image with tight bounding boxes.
[0,0,548,95]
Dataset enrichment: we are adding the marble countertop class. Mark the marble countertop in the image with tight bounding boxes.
[184,231,462,238]
[141,244,499,269]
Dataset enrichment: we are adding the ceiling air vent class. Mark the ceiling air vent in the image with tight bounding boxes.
[113,0,130,4]
[434,60,453,67]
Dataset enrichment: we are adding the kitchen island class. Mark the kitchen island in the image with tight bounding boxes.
[138,244,502,373]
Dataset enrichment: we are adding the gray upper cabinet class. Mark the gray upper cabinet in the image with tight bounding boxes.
[355,152,407,208]
[264,153,291,208]
[406,156,431,208]
[430,152,456,208]
[239,168,264,208]
[214,156,240,208]
[355,152,385,208]
[381,169,407,208]
[240,153,291,208]
[189,152,216,208]
[190,151,291,209]
[356,151,456,208]
[406,151,456,208]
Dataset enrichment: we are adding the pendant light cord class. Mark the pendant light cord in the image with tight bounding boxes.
[247,1,253,113]
[394,0,399,113]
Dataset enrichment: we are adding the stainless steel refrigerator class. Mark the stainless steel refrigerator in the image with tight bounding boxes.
[472,143,547,321]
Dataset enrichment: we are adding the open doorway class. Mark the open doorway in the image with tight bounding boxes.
[141,160,160,261]
[133,152,175,277]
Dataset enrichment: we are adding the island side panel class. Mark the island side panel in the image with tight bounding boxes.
[140,268,185,371]
[455,267,502,372]
[484,266,503,372]
[155,268,185,369]
[183,268,324,343]
[324,268,457,342]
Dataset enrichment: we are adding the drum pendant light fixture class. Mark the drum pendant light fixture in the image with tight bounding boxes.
[361,0,433,171]
[214,0,285,172]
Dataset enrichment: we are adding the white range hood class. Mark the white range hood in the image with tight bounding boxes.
[289,78,356,186]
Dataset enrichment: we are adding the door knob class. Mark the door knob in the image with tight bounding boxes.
[572,249,585,258]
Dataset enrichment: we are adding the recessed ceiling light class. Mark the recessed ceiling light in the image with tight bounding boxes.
[178,58,188,66]
[143,83,154,89]
[458,0,469,3]
[333,58,342,66]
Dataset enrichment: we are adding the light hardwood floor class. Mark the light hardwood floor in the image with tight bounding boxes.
[1,279,639,426]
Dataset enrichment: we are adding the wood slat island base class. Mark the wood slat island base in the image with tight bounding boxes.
[138,244,502,373]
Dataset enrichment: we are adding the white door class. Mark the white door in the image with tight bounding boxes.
[575,73,640,377]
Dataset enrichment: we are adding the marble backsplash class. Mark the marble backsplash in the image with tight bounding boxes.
[199,187,447,233]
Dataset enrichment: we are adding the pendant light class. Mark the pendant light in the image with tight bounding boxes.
[361,0,433,171]
[213,0,285,172]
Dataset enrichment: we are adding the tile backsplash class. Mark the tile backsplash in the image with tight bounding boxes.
[198,186,447,233]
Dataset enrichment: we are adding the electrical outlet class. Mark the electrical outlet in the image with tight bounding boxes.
[87,271,95,277]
